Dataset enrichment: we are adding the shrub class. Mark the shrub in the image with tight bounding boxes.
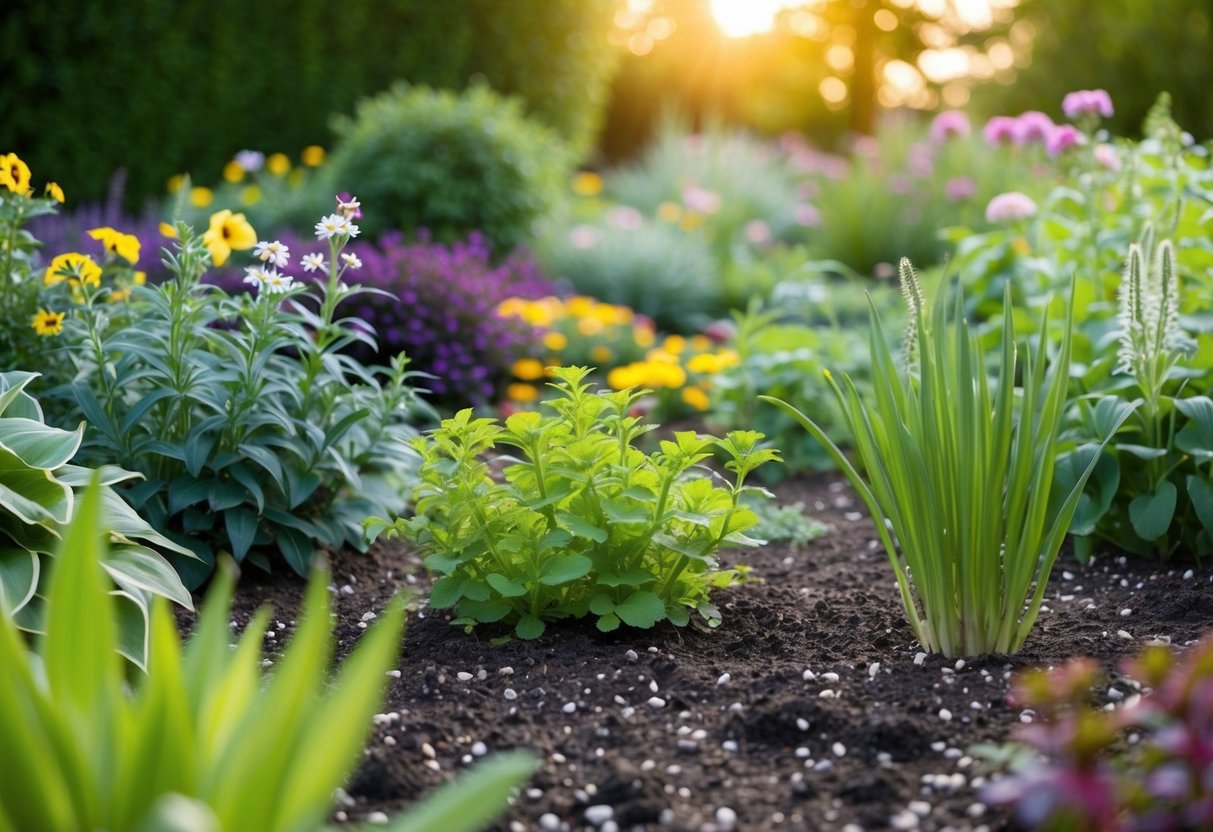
[0,477,535,832]
[0,371,193,668]
[60,204,425,586]
[982,635,1213,830]
[765,262,1129,657]
[324,83,573,251]
[368,367,779,639]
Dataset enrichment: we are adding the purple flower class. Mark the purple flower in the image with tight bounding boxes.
[982,116,1019,147]
[1062,89,1114,121]
[1014,111,1055,146]
[928,110,971,144]
[945,176,977,202]
[985,191,1038,223]
[1045,124,1086,157]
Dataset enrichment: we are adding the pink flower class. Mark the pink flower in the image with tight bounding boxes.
[1045,124,1086,157]
[983,116,1019,147]
[606,206,644,230]
[793,203,822,228]
[929,110,971,144]
[985,191,1038,223]
[1014,111,1055,146]
[1094,143,1121,171]
[945,177,977,202]
[1062,89,1114,120]
[744,219,772,245]
[681,186,722,215]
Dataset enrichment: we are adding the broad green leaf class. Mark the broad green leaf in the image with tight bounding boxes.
[0,418,83,470]
[224,507,259,562]
[613,591,666,628]
[0,548,37,613]
[430,576,467,609]
[1129,482,1178,542]
[596,612,621,632]
[103,546,193,609]
[486,573,527,597]
[1188,476,1213,538]
[274,527,313,574]
[589,594,616,616]
[597,568,654,588]
[1115,443,1169,461]
[556,512,607,543]
[515,616,545,639]
[538,554,593,586]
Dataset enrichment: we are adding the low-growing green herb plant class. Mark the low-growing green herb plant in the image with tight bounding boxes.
[0,477,535,832]
[60,199,425,585]
[0,371,193,668]
[981,636,1213,830]
[764,260,1132,657]
[1058,236,1213,560]
[745,500,831,550]
[369,366,779,639]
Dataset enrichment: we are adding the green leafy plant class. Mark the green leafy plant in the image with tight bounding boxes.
[0,370,193,667]
[745,500,831,550]
[0,476,534,832]
[1058,236,1213,560]
[324,82,572,251]
[61,203,424,585]
[764,260,1132,657]
[369,366,778,639]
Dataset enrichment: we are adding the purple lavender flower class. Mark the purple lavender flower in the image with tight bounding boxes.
[1062,89,1114,121]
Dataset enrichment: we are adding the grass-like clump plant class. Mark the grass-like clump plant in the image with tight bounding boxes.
[764,260,1131,657]
[0,477,534,832]
[369,366,778,639]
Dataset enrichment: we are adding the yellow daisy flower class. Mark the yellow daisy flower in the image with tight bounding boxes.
[681,386,710,411]
[202,209,257,267]
[301,145,326,167]
[87,226,141,265]
[32,308,65,336]
[44,252,101,289]
[0,153,32,195]
[45,182,65,203]
[267,153,291,175]
[511,358,546,381]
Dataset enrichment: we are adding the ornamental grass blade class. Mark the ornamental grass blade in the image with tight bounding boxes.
[388,752,538,832]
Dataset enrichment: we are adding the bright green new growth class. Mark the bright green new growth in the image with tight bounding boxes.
[0,477,535,832]
[764,259,1132,657]
[0,370,194,668]
[369,366,779,639]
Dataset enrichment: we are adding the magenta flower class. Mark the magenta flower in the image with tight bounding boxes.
[1062,89,1114,121]
[945,176,977,202]
[985,191,1038,223]
[983,116,1018,147]
[929,109,971,144]
[1045,124,1086,157]
[1014,111,1055,146]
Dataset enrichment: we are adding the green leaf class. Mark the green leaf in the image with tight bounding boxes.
[601,498,650,524]
[1053,445,1119,536]
[0,418,83,470]
[486,573,527,597]
[515,616,546,640]
[537,529,572,551]
[430,576,467,609]
[538,555,593,586]
[556,512,607,543]
[385,752,536,832]
[1176,396,1213,459]
[596,612,621,632]
[168,476,211,515]
[588,593,616,616]
[1129,482,1178,542]
[274,526,313,574]
[102,545,193,610]
[1188,476,1213,538]
[0,547,38,613]
[1115,443,1169,461]
[597,568,653,588]
[224,507,259,562]
[613,591,666,628]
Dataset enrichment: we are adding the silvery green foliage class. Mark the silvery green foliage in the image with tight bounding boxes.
[1115,237,1195,383]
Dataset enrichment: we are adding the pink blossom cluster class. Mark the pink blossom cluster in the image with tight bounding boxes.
[1062,88,1114,120]
[982,111,1087,157]
[985,191,1038,223]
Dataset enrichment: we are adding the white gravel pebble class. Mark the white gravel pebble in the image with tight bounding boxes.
[471,741,488,757]
[908,800,931,817]
[832,742,847,757]
[366,811,390,825]
[504,688,518,700]
[890,809,919,829]
[1117,630,1133,640]
[563,702,577,714]
[802,668,816,681]
[715,807,738,831]
[648,696,667,708]
[1120,608,1132,617]
[717,673,731,686]
[538,813,561,830]
[868,662,881,679]
[914,652,927,666]
[585,805,614,826]
[625,650,639,662]
[722,740,739,752]
[821,672,840,683]
[456,672,473,681]
[1184,569,1194,580]
[939,708,952,722]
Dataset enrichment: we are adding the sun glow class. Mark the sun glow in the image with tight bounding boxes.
[709,0,797,38]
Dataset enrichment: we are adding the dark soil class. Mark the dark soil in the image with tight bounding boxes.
[216,474,1213,832]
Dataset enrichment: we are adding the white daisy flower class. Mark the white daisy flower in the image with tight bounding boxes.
[253,240,290,268]
[243,266,268,287]
[301,253,327,273]
[340,252,363,270]
[315,213,352,240]
[261,269,295,294]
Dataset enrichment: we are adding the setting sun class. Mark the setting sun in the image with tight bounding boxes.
[709,0,796,38]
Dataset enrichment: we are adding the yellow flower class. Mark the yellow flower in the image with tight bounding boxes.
[607,365,641,390]
[45,182,65,203]
[590,345,613,364]
[566,296,596,318]
[646,349,679,365]
[223,160,245,183]
[133,271,147,286]
[662,334,686,354]
[506,383,540,403]
[571,171,603,197]
[681,386,710,411]
[634,325,656,348]
[652,362,687,388]
[202,209,257,267]
[577,317,604,336]
[690,335,711,352]
[159,222,178,238]
[657,201,682,222]
[242,185,262,205]
[543,331,568,351]
[497,298,525,318]
[166,174,186,194]
[301,145,326,167]
[1012,236,1031,256]
[87,226,141,265]
[31,308,65,336]
[511,358,546,381]
[686,353,723,375]
[190,186,214,207]
[44,252,101,289]
[267,153,291,175]
[0,153,32,195]
[107,287,132,303]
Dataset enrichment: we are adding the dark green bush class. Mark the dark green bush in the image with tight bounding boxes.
[0,0,614,207]
[324,82,572,251]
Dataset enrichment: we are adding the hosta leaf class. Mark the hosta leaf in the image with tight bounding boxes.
[168,476,211,515]
[1053,445,1119,536]
[613,591,665,628]
[1129,482,1178,542]
[1114,443,1169,461]
[0,418,83,470]
[515,616,545,640]
[56,463,142,488]
[0,547,38,613]
[1175,397,1213,459]
[538,554,593,586]
[274,526,313,575]
[102,545,193,609]
[224,507,259,562]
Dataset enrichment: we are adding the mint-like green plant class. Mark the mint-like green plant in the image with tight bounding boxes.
[764,260,1132,657]
[0,477,535,832]
[0,370,193,667]
[369,366,778,638]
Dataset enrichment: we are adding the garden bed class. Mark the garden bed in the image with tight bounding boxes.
[214,474,1213,832]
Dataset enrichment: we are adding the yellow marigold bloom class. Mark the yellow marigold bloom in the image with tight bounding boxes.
[31,308,65,336]
[651,362,686,389]
[267,153,291,175]
[497,298,525,318]
[190,186,214,207]
[607,365,641,390]
[686,353,723,375]
[44,252,101,289]
[202,209,257,267]
[543,331,568,350]
[590,345,613,364]
[87,226,141,265]
[657,201,682,222]
[566,296,595,318]
[166,174,186,194]
[506,383,540,403]
[716,348,740,369]
[663,334,686,354]
[45,182,65,203]
[301,145,326,167]
[646,349,679,365]
[681,386,710,411]
[241,184,262,205]
[690,335,711,352]
[570,171,603,197]
[511,358,546,381]
[223,160,245,183]
[0,153,32,195]
[634,325,655,347]
[159,222,178,238]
